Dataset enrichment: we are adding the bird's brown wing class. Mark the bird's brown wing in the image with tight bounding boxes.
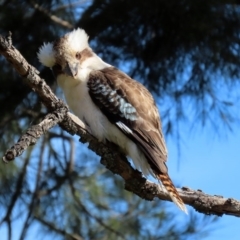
[87,67,168,174]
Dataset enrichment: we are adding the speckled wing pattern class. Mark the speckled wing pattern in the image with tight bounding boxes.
[87,67,168,174]
[87,67,186,212]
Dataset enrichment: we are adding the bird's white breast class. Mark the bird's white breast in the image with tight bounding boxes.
[57,74,126,144]
[57,74,152,177]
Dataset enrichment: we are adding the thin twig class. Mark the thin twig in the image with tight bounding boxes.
[0,156,31,226]
[3,108,68,162]
[30,0,74,29]
[19,138,45,240]
[69,180,125,239]
[34,215,83,240]
[7,220,12,240]
[53,0,89,11]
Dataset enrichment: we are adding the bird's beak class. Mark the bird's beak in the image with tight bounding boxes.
[64,62,79,78]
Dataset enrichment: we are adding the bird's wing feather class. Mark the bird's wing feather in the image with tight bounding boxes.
[88,67,168,174]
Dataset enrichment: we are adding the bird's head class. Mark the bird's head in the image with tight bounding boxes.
[38,28,102,80]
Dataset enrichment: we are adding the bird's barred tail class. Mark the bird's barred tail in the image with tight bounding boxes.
[157,173,187,213]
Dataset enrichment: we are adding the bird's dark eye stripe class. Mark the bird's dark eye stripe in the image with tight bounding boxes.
[76,52,81,59]
[53,64,62,70]
[52,64,63,79]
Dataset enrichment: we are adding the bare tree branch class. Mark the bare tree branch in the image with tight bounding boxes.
[69,179,125,239]
[0,154,30,226]
[19,139,45,240]
[3,109,67,162]
[53,0,89,11]
[1,33,240,217]
[7,220,12,240]
[29,1,74,29]
[34,215,83,240]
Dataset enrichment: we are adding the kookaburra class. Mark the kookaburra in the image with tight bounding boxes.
[38,28,187,212]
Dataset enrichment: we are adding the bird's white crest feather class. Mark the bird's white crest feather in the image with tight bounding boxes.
[37,28,187,213]
[37,42,55,67]
[66,28,89,52]
[38,29,89,67]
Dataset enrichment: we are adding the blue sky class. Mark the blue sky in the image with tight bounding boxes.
[1,78,239,239]
[1,2,240,236]
[1,126,239,239]
[166,123,240,239]
[42,9,240,239]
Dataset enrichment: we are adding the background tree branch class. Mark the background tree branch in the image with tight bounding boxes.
[0,32,240,219]
[29,0,74,29]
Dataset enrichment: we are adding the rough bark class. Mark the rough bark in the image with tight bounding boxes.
[1,33,240,217]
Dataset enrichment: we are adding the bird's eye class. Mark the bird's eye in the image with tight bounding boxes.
[75,52,81,60]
